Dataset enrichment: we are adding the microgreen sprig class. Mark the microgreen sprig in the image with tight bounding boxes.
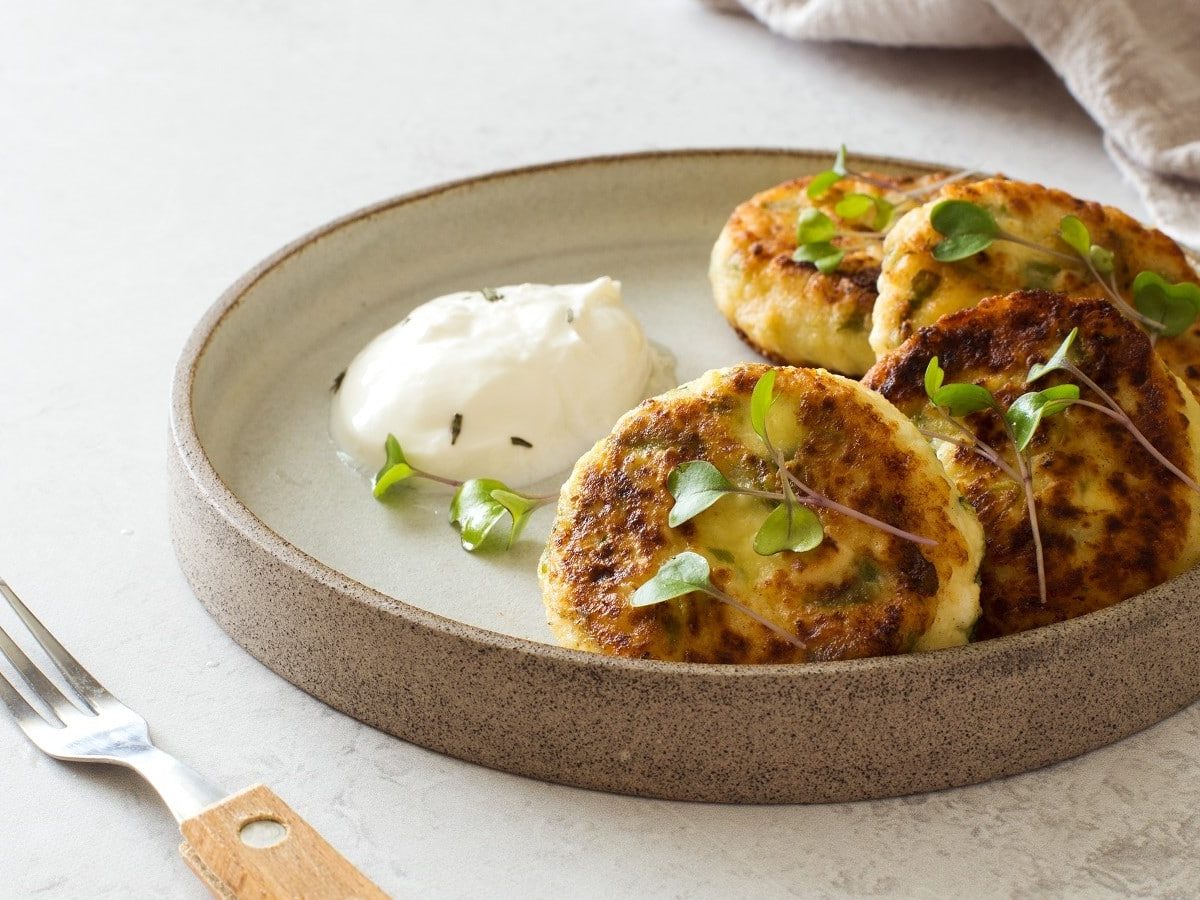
[921,357,1078,607]
[665,373,935,556]
[633,369,940,643]
[1026,329,1200,494]
[1056,215,1167,337]
[797,146,981,275]
[928,200,1078,265]
[373,433,557,552]
[637,371,938,643]
[630,552,805,650]
[793,209,886,274]
[928,200,1200,341]
[807,144,958,200]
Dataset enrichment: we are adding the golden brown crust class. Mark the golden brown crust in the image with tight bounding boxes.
[863,290,1200,638]
[871,178,1200,393]
[710,173,949,376]
[539,365,984,663]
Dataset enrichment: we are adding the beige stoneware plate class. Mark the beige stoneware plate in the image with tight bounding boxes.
[169,149,1200,803]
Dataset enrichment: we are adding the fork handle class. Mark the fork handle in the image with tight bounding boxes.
[179,784,386,899]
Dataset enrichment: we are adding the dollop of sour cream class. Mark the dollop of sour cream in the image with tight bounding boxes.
[331,277,675,487]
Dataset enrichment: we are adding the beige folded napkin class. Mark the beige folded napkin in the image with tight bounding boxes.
[710,0,1200,249]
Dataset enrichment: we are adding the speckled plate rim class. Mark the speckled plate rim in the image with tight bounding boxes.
[169,148,1200,803]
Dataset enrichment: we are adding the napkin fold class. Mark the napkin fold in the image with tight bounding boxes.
[710,0,1200,248]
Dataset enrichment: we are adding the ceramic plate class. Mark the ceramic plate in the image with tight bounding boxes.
[169,149,1200,803]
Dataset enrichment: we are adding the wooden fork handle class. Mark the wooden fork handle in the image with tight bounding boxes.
[179,784,387,899]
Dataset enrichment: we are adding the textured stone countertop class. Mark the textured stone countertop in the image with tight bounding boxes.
[2,2,1197,897]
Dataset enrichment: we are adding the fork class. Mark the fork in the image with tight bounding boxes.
[0,578,386,899]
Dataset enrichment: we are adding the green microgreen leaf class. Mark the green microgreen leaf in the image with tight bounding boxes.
[449,478,540,551]
[1089,244,1115,277]
[1132,271,1200,338]
[924,356,945,400]
[750,370,777,444]
[1005,384,1080,452]
[753,503,824,556]
[929,199,999,262]
[806,147,849,199]
[792,242,845,274]
[373,434,416,498]
[870,195,895,231]
[629,551,713,607]
[1058,215,1091,257]
[490,488,539,533]
[834,192,894,231]
[834,192,874,220]
[930,383,1000,417]
[667,461,735,527]
[932,233,995,262]
[1027,328,1079,382]
[797,208,836,244]
[806,170,842,199]
[930,199,999,237]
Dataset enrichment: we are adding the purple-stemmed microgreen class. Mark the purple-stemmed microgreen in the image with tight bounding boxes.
[799,147,984,274]
[373,433,557,552]
[664,372,936,556]
[630,551,806,650]
[929,200,1078,265]
[793,209,887,274]
[1056,216,1166,337]
[639,371,939,640]
[1026,329,1200,494]
[747,372,828,554]
[807,145,959,200]
[929,200,1200,343]
[921,357,1078,607]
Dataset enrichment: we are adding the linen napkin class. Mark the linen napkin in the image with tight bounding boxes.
[708,0,1200,249]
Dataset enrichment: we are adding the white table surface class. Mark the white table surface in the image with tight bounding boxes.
[3,2,1198,897]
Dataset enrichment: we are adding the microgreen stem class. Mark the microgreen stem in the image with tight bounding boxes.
[733,487,787,501]
[931,401,1045,605]
[833,230,887,241]
[895,169,980,200]
[845,170,904,192]
[1011,440,1048,608]
[930,410,1022,483]
[409,466,558,503]
[1080,256,1166,335]
[699,585,806,651]
[771,447,801,534]
[780,469,938,546]
[918,428,1022,481]
[409,467,464,488]
[1062,368,1200,494]
[991,230,1166,337]
[995,230,1080,264]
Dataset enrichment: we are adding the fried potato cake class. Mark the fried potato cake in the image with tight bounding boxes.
[710,173,951,377]
[539,364,984,663]
[869,178,1200,393]
[863,290,1200,639]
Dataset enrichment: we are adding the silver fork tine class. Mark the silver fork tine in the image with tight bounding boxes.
[0,578,106,707]
[0,622,82,721]
[0,664,44,725]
